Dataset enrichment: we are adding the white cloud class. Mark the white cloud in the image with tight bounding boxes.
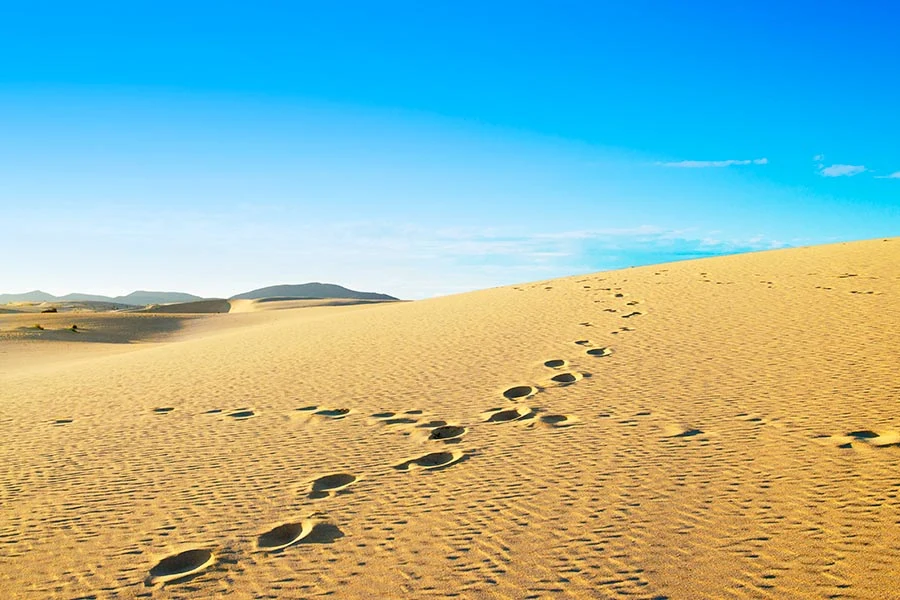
[657,158,768,168]
[813,154,825,162]
[874,171,900,179]
[819,164,867,177]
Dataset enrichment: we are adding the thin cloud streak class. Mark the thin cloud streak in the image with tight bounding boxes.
[819,164,867,177]
[874,171,900,179]
[657,158,768,168]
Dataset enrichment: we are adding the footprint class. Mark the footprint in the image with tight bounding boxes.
[543,359,567,369]
[204,409,223,414]
[308,473,357,499]
[371,411,396,419]
[848,430,879,439]
[296,406,318,412]
[315,408,351,419]
[483,406,533,423]
[153,407,174,414]
[550,372,584,385]
[621,312,642,318]
[503,385,538,401]
[662,424,704,438]
[429,425,466,440]
[672,428,704,438]
[574,340,591,346]
[539,414,579,428]
[579,322,593,327]
[586,347,612,357]
[52,419,73,426]
[418,420,448,428]
[382,417,419,425]
[257,521,315,551]
[839,430,900,447]
[395,450,465,471]
[145,549,215,586]
[228,409,255,420]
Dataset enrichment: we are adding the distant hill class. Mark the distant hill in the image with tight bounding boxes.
[230,283,398,301]
[115,291,204,305]
[0,290,57,303]
[1,284,397,306]
[59,293,124,302]
[0,290,204,306]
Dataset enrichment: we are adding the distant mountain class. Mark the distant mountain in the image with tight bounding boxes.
[59,293,120,302]
[0,290,57,303]
[0,290,204,306]
[115,291,204,305]
[1,284,397,306]
[230,283,398,301]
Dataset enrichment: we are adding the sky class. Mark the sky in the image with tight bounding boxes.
[1,1,898,299]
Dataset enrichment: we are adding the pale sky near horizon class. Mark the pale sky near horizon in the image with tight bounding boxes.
[2,2,898,299]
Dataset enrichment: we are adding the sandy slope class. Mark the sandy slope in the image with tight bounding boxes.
[1,237,899,599]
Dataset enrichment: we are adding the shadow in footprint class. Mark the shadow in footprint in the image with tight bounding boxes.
[586,347,612,357]
[53,419,73,426]
[153,407,174,414]
[371,411,395,419]
[672,428,704,438]
[430,425,466,440]
[315,408,351,419]
[550,372,583,385]
[382,417,418,425]
[300,523,345,544]
[145,549,215,586]
[503,385,537,401]
[308,473,357,499]
[257,521,319,552]
[229,410,255,420]
[540,414,578,428]
[483,406,532,423]
[544,359,567,369]
[395,451,465,471]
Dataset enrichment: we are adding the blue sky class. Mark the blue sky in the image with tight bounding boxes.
[1,1,898,299]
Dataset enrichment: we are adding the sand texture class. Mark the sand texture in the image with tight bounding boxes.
[1,238,899,599]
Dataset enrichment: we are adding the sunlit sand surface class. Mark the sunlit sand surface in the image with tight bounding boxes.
[2,238,899,598]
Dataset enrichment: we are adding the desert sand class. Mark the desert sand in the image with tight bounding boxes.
[1,237,899,599]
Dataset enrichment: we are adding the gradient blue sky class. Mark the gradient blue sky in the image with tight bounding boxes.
[2,1,898,299]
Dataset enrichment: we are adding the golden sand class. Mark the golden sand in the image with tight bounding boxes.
[1,237,899,598]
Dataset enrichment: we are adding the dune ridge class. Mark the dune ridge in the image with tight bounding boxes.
[1,237,899,598]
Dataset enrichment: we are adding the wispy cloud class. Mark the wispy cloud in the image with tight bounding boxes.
[0,205,788,299]
[874,171,900,179]
[657,158,768,168]
[819,164,867,177]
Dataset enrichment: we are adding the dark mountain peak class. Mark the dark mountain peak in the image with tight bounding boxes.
[230,283,397,301]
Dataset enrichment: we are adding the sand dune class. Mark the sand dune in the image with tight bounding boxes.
[137,299,233,314]
[1,237,899,598]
